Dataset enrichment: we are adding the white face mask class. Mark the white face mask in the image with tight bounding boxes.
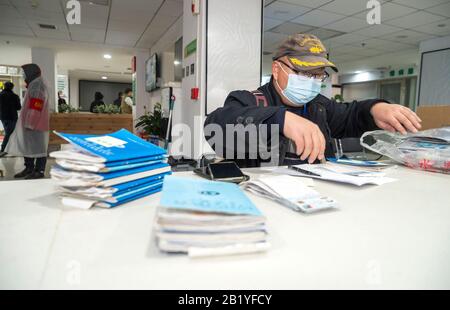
[275,64,322,106]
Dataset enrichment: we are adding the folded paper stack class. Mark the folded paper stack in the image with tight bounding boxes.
[155,176,270,258]
[50,129,171,209]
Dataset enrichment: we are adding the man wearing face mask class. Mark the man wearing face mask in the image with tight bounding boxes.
[204,34,422,167]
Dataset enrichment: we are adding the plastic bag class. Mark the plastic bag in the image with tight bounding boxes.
[360,127,450,174]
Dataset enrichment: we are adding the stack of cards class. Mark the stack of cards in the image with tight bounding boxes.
[50,129,171,209]
[155,176,270,258]
[243,175,338,213]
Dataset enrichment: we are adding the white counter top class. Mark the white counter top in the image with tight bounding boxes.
[0,167,449,289]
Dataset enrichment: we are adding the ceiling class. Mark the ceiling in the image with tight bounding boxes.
[263,0,450,74]
[0,0,183,48]
[0,0,183,81]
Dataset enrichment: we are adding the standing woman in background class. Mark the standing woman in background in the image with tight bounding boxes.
[121,88,133,114]
[6,64,50,180]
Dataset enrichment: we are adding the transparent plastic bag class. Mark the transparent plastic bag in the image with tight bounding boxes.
[360,127,450,174]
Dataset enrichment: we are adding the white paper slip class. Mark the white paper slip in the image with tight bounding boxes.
[275,164,397,186]
[242,175,338,213]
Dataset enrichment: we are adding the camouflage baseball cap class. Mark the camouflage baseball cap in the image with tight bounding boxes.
[273,33,338,72]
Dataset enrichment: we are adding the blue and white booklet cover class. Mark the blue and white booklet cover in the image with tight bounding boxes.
[51,129,167,165]
[160,176,262,216]
[155,176,269,258]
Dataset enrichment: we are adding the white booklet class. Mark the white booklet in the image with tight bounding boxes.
[275,164,397,187]
[242,175,338,213]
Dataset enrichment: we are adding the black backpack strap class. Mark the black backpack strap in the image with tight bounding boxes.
[251,91,268,107]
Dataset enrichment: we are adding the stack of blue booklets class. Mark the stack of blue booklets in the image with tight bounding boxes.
[155,176,270,258]
[50,129,171,209]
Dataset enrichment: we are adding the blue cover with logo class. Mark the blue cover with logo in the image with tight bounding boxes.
[159,176,262,216]
[54,129,166,163]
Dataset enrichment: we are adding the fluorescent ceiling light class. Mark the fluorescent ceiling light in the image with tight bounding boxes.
[103,54,112,59]
[101,76,108,80]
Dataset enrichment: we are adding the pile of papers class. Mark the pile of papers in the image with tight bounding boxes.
[50,129,171,209]
[243,175,338,213]
[275,163,397,186]
[155,176,270,258]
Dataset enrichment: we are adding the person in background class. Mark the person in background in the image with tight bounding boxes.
[57,90,67,111]
[113,92,123,108]
[121,88,133,114]
[0,81,21,157]
[5,64,50,179]
[205,34,422,167]
[90,91,105,113]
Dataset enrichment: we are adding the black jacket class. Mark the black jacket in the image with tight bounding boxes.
[204,78,387,167]
[0,89,21,121]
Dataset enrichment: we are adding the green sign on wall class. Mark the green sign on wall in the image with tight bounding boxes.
[184,39,197,58]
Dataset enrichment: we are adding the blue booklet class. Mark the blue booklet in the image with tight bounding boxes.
[160,176,262,216]
[100,186,164,208]
[54,129,167,163]
[112,172,170,194]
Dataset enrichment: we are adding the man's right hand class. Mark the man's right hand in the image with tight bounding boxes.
[283,111,326,164]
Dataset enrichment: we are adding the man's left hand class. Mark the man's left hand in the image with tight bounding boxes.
[370,103,422,135]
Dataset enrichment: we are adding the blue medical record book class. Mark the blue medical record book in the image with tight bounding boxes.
[160,176,262,216]
[54,129,166,163]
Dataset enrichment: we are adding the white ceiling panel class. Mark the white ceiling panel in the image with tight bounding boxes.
[136,25,167,49]
[263,31,288,47]
[158,0,183,18]
[391,0,450,10]
[352,24,403,38]
[264,2,311,21]
[72,2,109,30]
[149,11,179,31]
[320,0,371,16]
[14,6,66,25]
[109,0,163,21]
[279,0,334,9]
[325,33,371,45]
[69,26,105,43]
[0,4,23,19]
[354,38,415,52]
[107,19,147,33]
[105,31,141,47]
[385,11,446,28]
[270,22,314,35]
[322,16,368,32]
[292,9,346,28]
[353,2,417,21]
[412,19,450,36]
[342,45,385,57]
[0,25,34,37]
[380,30,438,45]
[308,28,344,40]
[425,2,450,18]
[13,0,63,13]
[264,17,285,31]
[32,28,70,40]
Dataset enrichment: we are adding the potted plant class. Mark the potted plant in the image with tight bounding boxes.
[135,103,162,145]
[93,104,121,114]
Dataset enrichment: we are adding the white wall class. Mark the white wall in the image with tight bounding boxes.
[147,16,183,112]
[31,47,57,112]
[0,44,31,66]
[69,75,80,109]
